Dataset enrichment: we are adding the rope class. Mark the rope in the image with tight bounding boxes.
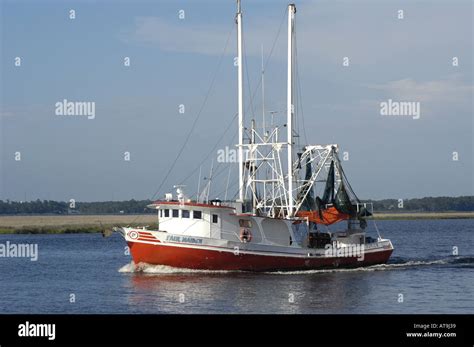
[294,23,308,145]
[131,7,289,228]
[176,7,289,202]
[177,112,238,188]
[129,23,235,225]
[373,219,382,240]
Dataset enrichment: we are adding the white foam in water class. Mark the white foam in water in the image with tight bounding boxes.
[118,261,234,274]
[118,257,457,275]
[118,262,136,273]
[267,258,452,275]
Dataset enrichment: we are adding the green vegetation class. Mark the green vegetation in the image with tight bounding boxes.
[0,196,472,215]
[0,226,104,234]
[366,196,474,212]
[373,212,474,220]
[0,217,159,234]
[0,199,154,215]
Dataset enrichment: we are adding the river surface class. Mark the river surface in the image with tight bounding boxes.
[0,219,472,314]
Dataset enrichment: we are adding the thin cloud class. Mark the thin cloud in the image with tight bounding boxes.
[0,111,15,118]
[122,0,472,71]
[123,17,233,55]
[121,14,289,59]
[366,75,473,103]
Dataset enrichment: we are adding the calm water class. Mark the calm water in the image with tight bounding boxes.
[0,219,472,314]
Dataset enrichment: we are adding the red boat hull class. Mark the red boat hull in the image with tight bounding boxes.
[128,241,393,272]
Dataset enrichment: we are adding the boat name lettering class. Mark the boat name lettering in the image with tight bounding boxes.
[166,235,203,244]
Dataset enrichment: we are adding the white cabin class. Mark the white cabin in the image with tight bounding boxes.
[150,201,296,247]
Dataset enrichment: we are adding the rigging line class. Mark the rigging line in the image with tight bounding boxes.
[179,8,287,194]
[243,41,256,121]
[294,22,308,145]
[202,161,229,186]
[181,127,239,201]
[244,7,288,115]
[197,8,289,201]
[191,161,235,201]
[296,63,308,145]
[177,112,238,187]
[151,8,288,211]
[373,219,382,240]
[229,167,254,201]
[129,23,234,225]
[149,24,234,200]
[219,178,239,201]
[188,157,237,199]
[215,167,243,200]
[190,162,225,200]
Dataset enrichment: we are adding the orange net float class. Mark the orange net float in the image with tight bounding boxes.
[295,207,350,226]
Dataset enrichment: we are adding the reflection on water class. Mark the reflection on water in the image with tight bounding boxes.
[121,254,474,314]
[121,263,392,314]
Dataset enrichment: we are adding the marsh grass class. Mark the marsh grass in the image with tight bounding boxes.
[0,214,158,234]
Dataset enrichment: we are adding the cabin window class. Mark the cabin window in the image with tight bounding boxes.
[158,210,162,217]
[212,214,218,223]
[164,209,169,217]
[239,219,252,228]
[193,210,202,219]
[172,209,179,218]
[182,210,190,218]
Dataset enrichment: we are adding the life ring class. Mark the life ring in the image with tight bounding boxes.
[239,228,252,243]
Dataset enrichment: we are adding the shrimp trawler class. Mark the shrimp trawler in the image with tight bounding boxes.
[113,1,393,271]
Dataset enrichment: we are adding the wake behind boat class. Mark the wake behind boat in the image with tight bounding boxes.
[113,1,394,272]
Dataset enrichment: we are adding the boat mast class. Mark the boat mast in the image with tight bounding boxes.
[287,3,296,217]
[261,44,265,138]
[236,0,244,203]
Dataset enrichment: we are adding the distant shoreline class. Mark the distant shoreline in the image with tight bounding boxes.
[373,211,474,220]
[0,212,472,234]
[0,214,157,234]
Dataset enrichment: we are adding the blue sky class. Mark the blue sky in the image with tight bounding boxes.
[1,0,472,202]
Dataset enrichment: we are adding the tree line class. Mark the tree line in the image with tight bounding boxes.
[366,196,474,212]
[0,199,154,215]
[0,196,472,215]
